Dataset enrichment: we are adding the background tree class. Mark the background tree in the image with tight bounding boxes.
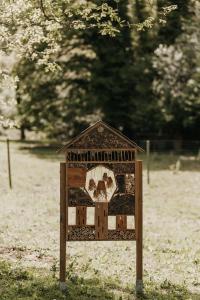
[14,1,136,138]
[15,28,99,139]
[15,1,126,139]
[129,0,159,138]
[157,0,191,44]
[153,2,200,144]
[14,1,177,139]
[88,0,135,137]
[0,0,176,129]
[0,0,124,127]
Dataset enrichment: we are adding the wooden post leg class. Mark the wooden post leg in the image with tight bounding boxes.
[60,163,67,290]
[95,203,108,240]
[135,160,143,294]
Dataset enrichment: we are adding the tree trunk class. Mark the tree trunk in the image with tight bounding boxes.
[20,126,26,140]
[173,135,182,152]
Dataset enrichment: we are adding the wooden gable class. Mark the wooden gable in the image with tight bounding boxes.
[59,121,143,152]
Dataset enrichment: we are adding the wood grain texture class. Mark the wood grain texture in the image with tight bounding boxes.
[76,206,87,226]
[60,163,66,283]
[95,203,108,240]
[116,215,127,230]
[68,168,86,187]
[66,149,135,163]
[135,160,143,282]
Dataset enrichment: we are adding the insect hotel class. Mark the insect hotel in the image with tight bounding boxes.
[59,121,144,293]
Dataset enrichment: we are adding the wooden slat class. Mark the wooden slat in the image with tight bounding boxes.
[66,148,135,151]
[60,163,67,283]
[135,160,143,283]
[95,203,108,240]
[67,160,135,164]
[116,215,127,230]
[66,149,135,163]
[76,206,87,226]
[68,225,95,228]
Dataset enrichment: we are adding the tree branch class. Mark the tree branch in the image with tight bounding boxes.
[40,0,55,22]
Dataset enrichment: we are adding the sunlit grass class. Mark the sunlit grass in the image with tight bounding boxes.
[0,142,199,299]
[0,260,196,300]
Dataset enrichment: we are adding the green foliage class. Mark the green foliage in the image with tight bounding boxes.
[0,260,114,300]
[13,0,178,139]
[14,26,100,138]
[15,1,136,138]
[135,5,177,31]
[0,142,200,299]
[157,0,190,44]
[153,2,200,138]
[88,0,135,136]
[0,260,195,300]
[6,0,199,140]
[1,0,178,133]
[0,0,124,127]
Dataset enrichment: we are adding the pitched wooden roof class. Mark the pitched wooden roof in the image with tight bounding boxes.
[59,120,144,152]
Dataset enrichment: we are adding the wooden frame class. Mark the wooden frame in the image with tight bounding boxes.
[59,121,143,294]
[135,160,143,293]
[60,163,67,288]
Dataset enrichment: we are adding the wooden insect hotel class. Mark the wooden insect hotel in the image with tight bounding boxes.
[59,121,144,293]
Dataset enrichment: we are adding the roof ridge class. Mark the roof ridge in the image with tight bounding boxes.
[58,120,144,152]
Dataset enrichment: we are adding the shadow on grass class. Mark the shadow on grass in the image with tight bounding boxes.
[18,142,64,161]
[0,261,199,300]
[17,142,200,171]
[0,260,113,300]
[139,152,200,171]
[138,281,200,300]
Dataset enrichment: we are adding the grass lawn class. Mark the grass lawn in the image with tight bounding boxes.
[0,141,200,299]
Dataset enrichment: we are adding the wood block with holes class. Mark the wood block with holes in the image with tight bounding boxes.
[116,215,127,230]
[76,206,86,226]
[95,203,108,240]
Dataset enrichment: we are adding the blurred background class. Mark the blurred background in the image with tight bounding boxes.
[0,1,200,299]
[1,1,200,145]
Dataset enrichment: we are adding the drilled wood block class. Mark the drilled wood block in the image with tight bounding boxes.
[95,203,108,240]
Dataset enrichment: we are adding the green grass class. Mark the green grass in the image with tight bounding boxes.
[0,260,113,300]
[2,139,198,170]
[0,141,200,299]
[18,141,200,170]
[0,260,197,300]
